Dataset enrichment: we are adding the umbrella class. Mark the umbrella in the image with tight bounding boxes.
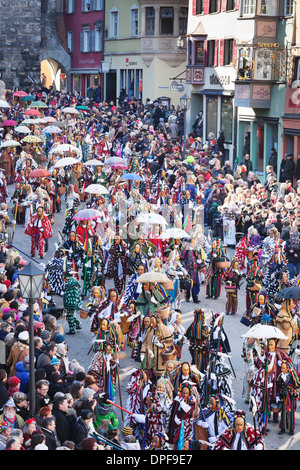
[111,163,128,170]
[137,213,167,225]
[13,91,27,97]
[62,107,79,115]
[1,120,18,127]
[73,208,102,221]
[42,126,63,134]
[276,287,300,300]
[15,126,31,134]
[42,116,56,123]
[0,140,21,148]
[20,95,35,102]
[28,168,51,178]
[24,108,43,116]
[20,118,43,125]
[22,135,43,143]
[84,159,103,166]
[84,184,108,195]
[160,228,190,240]
[241,324,288,340]
[29,101,48,108]
[76,106,90,111]
[0,100,10,108]
[134,271,170,283]
[104,157,126,165]
[52,121,66,128]
[54,157,79,168]
[49,144,82,156]
[122,173,143,181]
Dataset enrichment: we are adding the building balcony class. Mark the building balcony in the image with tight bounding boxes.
[186,64,205,85]
[234,79,272,108]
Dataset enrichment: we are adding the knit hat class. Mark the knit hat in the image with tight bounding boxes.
[122,426,133,436]
[40,330,51,341]
[8,376,21,387]
[0,421,12,432]
[51,356,61,365]
[18,330,29,342]
[54,334,65,344]
[81,388,95,401]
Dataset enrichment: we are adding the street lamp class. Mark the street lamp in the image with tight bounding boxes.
[180,93,191,161]
[18,262,45,417]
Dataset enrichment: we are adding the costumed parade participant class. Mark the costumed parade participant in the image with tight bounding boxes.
[24,205,53,259]
[213,410,265,450]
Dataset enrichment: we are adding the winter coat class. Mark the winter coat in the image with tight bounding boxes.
[15,360,29,393]
[6,341,29,377]
[72,417,90,449]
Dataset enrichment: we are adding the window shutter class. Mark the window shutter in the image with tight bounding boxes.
[80,31,84,52]
[204,40,208,66]
[203,0,210,14]
[72,0,75,13]
[192,0,197,15]
[221,0,227,10]
[81,0,85,12]
[214,40,219,66]
[232,38,237,64]
[217,0,222,11]
[219,39,225,66]
[90,30,95,52]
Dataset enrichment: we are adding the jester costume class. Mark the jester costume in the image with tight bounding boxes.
[249,341,293,435]
[185,309,210,374]
[206,242,227,299]
[24,210,53,258]
[135,283,170,317]
[104,239,128,294]
[82,252,102,297]
[63,274,82,334]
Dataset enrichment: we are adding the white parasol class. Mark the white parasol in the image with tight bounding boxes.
[241,324,288,340]
[15,125,31,134]
[134,271,170,283]
[84,159,103,166]
[0,140,21,148]
[160,227,190,240]
[84,184,108,195]
[62,107,80,115]
[54,157,80,168]
[137,213,168,226]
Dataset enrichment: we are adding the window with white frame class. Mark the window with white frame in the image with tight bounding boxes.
[67,31,74,53]
[160,7,174,35]
[110,8,119,38]
[82,0,91,12]
[242,0,256,15]
[66,0,75,14]
[256,0,277,16]
[130,7,139,37]
[81,26,90,52]
[94,25,103,51]
[284,0,293,15]
[145,7,155,35]
[95,0,103,10]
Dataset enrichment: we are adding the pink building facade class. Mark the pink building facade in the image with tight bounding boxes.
[63,0,105,98]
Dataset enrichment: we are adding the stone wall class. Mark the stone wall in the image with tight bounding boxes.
[0,0,42,90]
[0,0,70,91]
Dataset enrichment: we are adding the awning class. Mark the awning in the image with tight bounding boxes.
[200,89,234,96]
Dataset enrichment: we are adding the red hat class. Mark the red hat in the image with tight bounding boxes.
[2,280,11,288]
[8,376,21,387]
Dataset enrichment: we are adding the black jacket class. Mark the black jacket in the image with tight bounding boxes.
[52,407,73,446]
